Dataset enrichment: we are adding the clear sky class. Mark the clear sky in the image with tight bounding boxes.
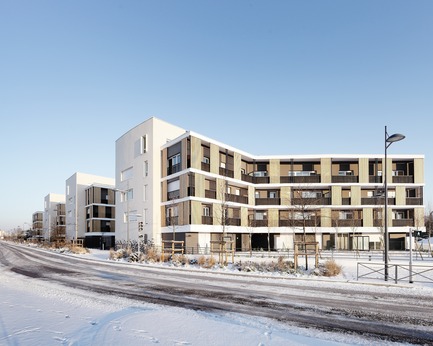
[1,1,432,231]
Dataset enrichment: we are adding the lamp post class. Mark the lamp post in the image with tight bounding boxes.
[384,126,405,281]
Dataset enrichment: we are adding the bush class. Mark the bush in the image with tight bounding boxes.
[322,259,342,277]
[197,255,216,268]
[171,254,189,266]
[145,247,160,262]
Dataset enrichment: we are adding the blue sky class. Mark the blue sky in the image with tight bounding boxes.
[1,1,432,231]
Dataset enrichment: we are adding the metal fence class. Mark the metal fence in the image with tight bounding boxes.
[357,261,433,284]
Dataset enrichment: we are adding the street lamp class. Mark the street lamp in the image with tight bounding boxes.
[384,126,405,281]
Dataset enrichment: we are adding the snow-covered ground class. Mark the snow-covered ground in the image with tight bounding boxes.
[1,244,432,346]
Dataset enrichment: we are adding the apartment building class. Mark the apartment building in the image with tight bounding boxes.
[117,117,425,252]
[65,172,115,248]
[32,211,43,240]
[43,193,66,242]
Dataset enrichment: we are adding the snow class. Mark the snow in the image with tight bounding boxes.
[1,244,433,345]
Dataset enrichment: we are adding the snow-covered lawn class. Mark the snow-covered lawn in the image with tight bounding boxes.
[1,244,432,345]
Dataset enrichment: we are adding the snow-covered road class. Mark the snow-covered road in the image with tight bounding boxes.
[1,242,433,345]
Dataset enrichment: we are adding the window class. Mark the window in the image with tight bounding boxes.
[121,167,133,181]
[168,180,180,192]
[141,135,147,154]
[255,211,267,220]
[269,191,277,198]
[143,185,148,201]
[203,206,210,216]
[288,171,316,176]
[302,191,321,198]
[168,153,181,174]
[121,189,133,202]
[339,211,353,220]
[143,209,148,224]
[144,161,149,177]
[338,171,353,176]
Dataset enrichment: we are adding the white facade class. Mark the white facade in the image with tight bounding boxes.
[115,117,186,245]
[65,172,115,240]
[43,193,65,241]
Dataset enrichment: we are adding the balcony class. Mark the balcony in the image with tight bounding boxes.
[249,219,268,227]
[369,176,383,183]
[226,193,248,204]
[166,216,179,226]
[392,175,414,184]
[342,198,351,205]
[167,163,182,176]
[332,175,359,183]
[291,197,331,205]
[168,190,180,200]
[279,218,320,227]
[392,219,413,227]
[201,162,210,172]
[255,197,281,206]
[202,216,213,225]
[241,173,254,183]
[361,197,395,205]
[226,218,241,226]
[406,197,423,205]
[332,219,363,227]
[205,190,216,199]
[280,175,321,184]
[219,167,234,178]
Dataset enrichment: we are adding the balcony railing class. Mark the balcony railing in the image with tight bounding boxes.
[361,197,395,205]
[406,197,423,205]
[392,219,413,227]
[219,167,234,178]
[241,174,254,183]
[168,190,180,200]
[279,219,320,227]
[226,193,248,204]
[291,197,331,205]
[255,198,281,206]
[167,163,182,176]
[201,162,210,172]
[248,219,268,227]
[332,176,359,183]
[392,176,414,184]
[166,216,179,226]
[342,198,351,205]
[205,190,216,199]
[369,176,383,183]
[225,218,241,226]
[332,219,363,227]
[280,175,321,184]
[202,216,213,225]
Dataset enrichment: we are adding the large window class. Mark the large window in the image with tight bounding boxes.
[121,167,133,181]
[168,153,181,175]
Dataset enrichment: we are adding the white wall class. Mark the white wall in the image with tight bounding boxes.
[43,193,65,240]
[65,172,115,240]
[115,117,186,245]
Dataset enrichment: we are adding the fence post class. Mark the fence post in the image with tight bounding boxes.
[395,265,398,284]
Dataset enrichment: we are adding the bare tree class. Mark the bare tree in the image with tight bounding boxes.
[288,184,324,270]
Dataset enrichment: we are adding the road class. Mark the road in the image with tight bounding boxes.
[1,242,433,345]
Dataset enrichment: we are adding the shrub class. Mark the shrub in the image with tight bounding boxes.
[197,255,216,268]
[322,259,342,277]
[171,254,189,266]
[145,247,160,262]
